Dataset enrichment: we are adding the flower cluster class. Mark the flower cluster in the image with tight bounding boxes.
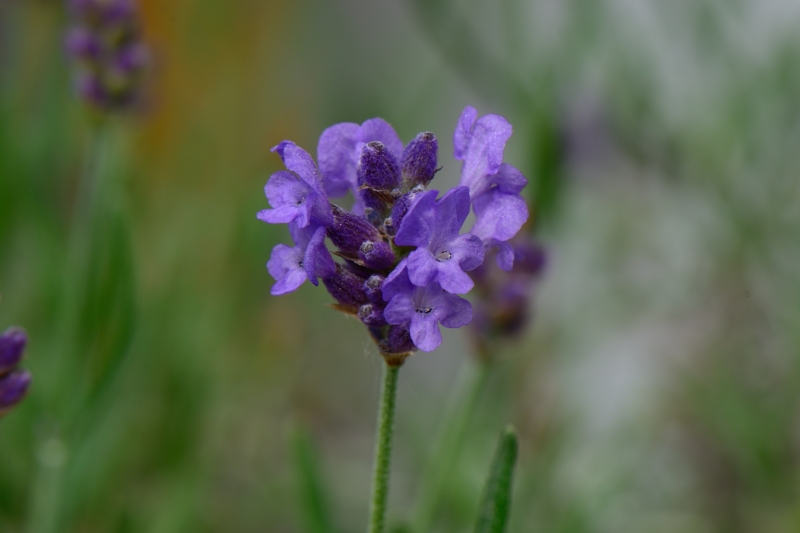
[258,107,529,363]
[64,0,149,111]
[469,236,546,358]
[0,327,31,417]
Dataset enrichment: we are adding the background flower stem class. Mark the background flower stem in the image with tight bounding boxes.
[410,358,493,533]
[367,363,401,533]
[27,121,131,533]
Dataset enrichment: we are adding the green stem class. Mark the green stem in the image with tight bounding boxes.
[410,359,492,533]
[27,125,116,533]
[367,363,401,533]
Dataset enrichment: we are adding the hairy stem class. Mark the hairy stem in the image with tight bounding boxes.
[367,363,401,533]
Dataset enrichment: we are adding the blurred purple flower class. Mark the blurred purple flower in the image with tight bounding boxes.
[64,0,149,112]
[469,238,547,355]
[0,327,31,417]
[0,370,31,417]
[0,327,27,376]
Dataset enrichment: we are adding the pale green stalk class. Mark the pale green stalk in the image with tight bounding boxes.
[27,124,119,533]
[410,358,493,533]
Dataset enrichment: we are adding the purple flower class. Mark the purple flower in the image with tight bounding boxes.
[469,238,546,354]
[258,141,333,228]
[65,0,149,112]
[259,107,532,362]
[394,186,483,294]
[0,370,31,417]
[454,106,529,268]
[0,328,27,376]
[267,222,334,295]
[382,264,472,352]
[317,118,404,198]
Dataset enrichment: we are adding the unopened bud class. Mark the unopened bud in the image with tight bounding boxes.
[358,141,401,191]
[400,132,438,186]
[358,240,395,271]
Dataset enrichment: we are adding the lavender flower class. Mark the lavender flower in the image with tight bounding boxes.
[258,107,530,363]
[0,327,31,417]
[394,187,483,294]
[258,142,334,228]
[382,263,472,352]
[64,0,149,111]
[455,106,529,270]
[317,119,405,198]
[267,222,334,295]
[469,238,547,357]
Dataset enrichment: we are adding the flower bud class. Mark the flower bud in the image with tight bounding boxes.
[357,141,401,191]
[327,205,381,254]
[400,132,438,186]
[358,303,387,327]
[387,325,415,355]
[386,186,422,236]
[358,240,395,271]
[364,275,385,303]
[0,370,31,417]
[0,328,27,376]
[323,265,368,307]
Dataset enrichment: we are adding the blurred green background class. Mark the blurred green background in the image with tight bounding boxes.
[2,0,800,531]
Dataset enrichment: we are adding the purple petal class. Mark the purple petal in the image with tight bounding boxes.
[317,122,359,198]
[434,259,475,294]
[258,170,314,226]
[469,163,528,199]
[384,294,416,326]
[437,293,473,328]
[409,313,443,352]
[491,164,527,195]
[267,244,307,295]
[382,261,413,302]
[495,240,515,271]
[271,141,321,189]
[357,118,404,160]
[458,113,513,196]
[449,233,484,271]
[406,248,438,288]
[453,106,478,161]
[394,189,437,247]
[471,190,529,243]
[304,226,335,284]
[434,186,471,240]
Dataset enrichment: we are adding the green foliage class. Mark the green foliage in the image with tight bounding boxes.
[473,427,518,533]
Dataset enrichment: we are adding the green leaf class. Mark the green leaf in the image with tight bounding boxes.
[473,426,518,533]
[292,427,335,533]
